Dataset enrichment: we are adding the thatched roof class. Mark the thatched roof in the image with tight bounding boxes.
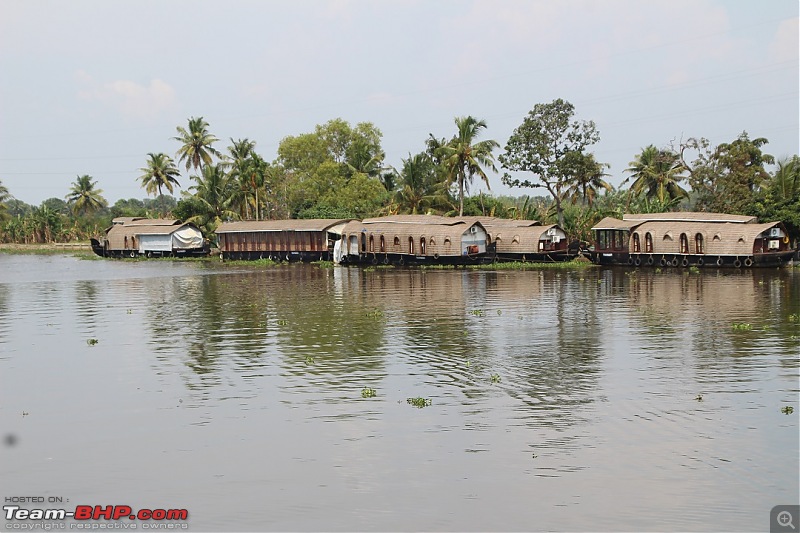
[341,219,487,257]
[216,219,352,233]
[632,221,782,255]
[111,217,180,226]
[623,212,757,223]
[591,217,637,231]
[105,222,201,249]
[490,224,566,253]
[362,214,463,225]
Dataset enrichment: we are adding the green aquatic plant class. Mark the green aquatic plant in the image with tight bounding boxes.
[277,319,288,326]
[86,338,98,346]
[305,356,315,365]
[407,397,432,408]
[311,260,334,268]
[695,394,703,401]
[361,387,377,398]
[688,266,700,274]
[366,309,384,319]
[781,406,794,415]
[655,267,662,273]
[788,313,799,322]
[363,266,376,272]
[731,323,753,331]
[490,373,501,384]
[469,309,485,317]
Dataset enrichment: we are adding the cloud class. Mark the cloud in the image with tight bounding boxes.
[75,71,177,122]
[769,16,799,63]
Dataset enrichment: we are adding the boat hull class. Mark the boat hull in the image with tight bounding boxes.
[584,250,796,268]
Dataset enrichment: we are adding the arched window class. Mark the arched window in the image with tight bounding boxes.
[680,233,689,254]
[360,233,366,253]
[393,236,400,246]
[429,237,436,246]
[124,235,129,249]
[512,235,520,244]
[444,236,451,246]
[695,233,704,254]
[380,235,385,252]
[632,233,641,253]
[420,237,426,255]
[408,236,414,254]
[645,232,653,253]
[369,234,374,253]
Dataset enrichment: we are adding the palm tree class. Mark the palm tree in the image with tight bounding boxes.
[174,116,222,175]
[771,156,800,200]
[440,116,499,216]
[0,179,10,221]
[138,153,181,197]
[564,152,613,207]
[396,153,439,214]
[186,163,238,234]
[224,138,257,219]
[66,175,107,217]
[623,145,688,209]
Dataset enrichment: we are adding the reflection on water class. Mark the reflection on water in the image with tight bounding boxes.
[0,254,797,531]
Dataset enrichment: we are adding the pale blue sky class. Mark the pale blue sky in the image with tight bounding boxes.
[0,0,797,205]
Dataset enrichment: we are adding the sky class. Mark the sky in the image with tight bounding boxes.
[0,0,797,206]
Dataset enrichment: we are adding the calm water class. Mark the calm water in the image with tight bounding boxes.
[1,254,798,532]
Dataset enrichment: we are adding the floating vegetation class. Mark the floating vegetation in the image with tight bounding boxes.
[695,394,703,401]
[407,397,432,408]
[465,360,471,368]
[655,267,662,273]
[363,266,376,272]
[86,338,98,346]
[465,260,594,271]
[361,387,377,398]
[366,309,384,319]
[277,319,289,326]
[376,264,395,269]
[469,309,485,317]
[311,260,334,269]
[731,323,753,331]
[126,309,133,314]
[781,406,794,415]
[219,258,280,267]
[305,356,315,365]
[788,313,799,322]
[496,309,502,316]
[490,373,501,384]
[688,266,701,274]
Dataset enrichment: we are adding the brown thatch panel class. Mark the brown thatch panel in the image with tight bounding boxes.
[490,224,567,254]
[216,219,350,233]
[105,223,189,250]
[592,217,637,231]
[632,221,782,255]
[624,212,757,224]
[341,220,487,257]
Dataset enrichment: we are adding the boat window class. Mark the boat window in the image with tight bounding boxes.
[695,233,704,254]
[632,233,641,253]
[361,233,366,253]
[380,235,385,253]
[663,232,673,241]
[124,236,129,249]
[393,236,400,246]
[645,232,653,253]
[598,231,608,250]
[495,234,502,242]
[512,235,520,244]
[420,237,426,255]
[680,233,689,254]
[429,237,436,246]
[738,236,745,243]
[713,234,721,241]
[614,231,626,250]
[408,236,414,254]
[369,234,374,253]
[444,236,451,246]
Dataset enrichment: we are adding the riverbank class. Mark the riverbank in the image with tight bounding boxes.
[0,242,94,256]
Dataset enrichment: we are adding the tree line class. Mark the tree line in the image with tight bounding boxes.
[1,98,798,245]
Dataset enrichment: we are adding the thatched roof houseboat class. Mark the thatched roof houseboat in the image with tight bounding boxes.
[588,212,795,267]
[337,215,488,265]
[91,218,207,258]
[215,219,350,261]
[466,217,576,262]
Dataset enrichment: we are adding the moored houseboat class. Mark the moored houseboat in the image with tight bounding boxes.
[215,219,350,261]
[90,218,207,258]
[337,215,489,266]
[586,212,795,268]
[468,217,577,262]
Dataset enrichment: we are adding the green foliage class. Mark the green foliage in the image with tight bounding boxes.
[500,99,600,227]
[781,406,794,415]
[731,323,753,331]
[407,397,432,408]
[66,175,107,217]
[139,153,181,197]
[174,116,222,173]
[623,145,688,207]
[361,387,377,398]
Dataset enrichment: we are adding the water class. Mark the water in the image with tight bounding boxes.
[1,254,798,532]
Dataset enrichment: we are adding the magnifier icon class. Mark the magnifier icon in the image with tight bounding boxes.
[778,510,796,530]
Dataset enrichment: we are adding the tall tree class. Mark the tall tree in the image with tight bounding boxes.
[500,99,599,227]
[138,153,181,197]
[396,152,439,214]
[623,145,688,209]
[563,152,613,207]
[0,179,10,221]
[185,163,238,234]
[174,116,222,174]
[440,116,499,216]
[66,175,107,217]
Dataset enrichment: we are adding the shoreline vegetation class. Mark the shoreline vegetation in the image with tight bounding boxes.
[3,244,796,270]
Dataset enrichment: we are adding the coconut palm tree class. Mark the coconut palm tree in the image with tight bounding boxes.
[174,116,222,175]
[186,163,238,234]
[771,156,800,200]
[440,116,499,216]
[66,175,107,217]
[0,179,10,221]
[223,138,257,219]
[138,153,181,197]
[623,145,688,209]
[564,152,613,207]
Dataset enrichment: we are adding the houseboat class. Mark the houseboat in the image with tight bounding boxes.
[215,219,350,261]
[469,217,577,262]
[586,212,795,268]
[90,218,207,258]
[336,215,489,266]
